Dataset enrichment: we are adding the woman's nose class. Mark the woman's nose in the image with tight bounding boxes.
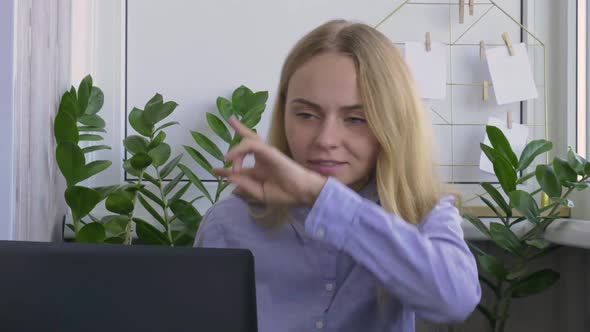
[312,119,340,149]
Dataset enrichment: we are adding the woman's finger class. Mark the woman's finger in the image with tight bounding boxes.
[227,173,264,201]
[228,116,258,140]
[225,138,266,164]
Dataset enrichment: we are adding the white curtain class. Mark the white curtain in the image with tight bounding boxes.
[13,0,72,241]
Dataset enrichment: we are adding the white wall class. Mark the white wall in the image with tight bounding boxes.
[0,0,15,240]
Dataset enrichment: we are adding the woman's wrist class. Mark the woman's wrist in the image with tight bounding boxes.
[302,172,327,206]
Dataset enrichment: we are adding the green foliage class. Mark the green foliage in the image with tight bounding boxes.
[464,125,590,331]
[54,77,267,247]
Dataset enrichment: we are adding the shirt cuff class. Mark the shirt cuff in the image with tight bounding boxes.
[304,177,363,249]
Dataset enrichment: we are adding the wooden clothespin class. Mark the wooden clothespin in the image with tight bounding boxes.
[469,0,475,16]
[482,81,489,101]
[506,111,512,129]
[425,32,431,52]
[480,41,486,60]
[459,0,465,24]
[501,32,514,56]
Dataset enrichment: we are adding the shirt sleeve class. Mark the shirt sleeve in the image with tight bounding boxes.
[304,177,481,323]
[193,206,228,248]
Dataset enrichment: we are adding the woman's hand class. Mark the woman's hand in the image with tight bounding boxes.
[214,116,327,206]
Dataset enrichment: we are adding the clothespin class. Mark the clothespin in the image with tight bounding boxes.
[501,32,514,56]
[469,0,475,16]
[459,0,465,24]
[482,81,489,101]
[480,41,486,60]
[506,111,512,129]
[425,32,431,52]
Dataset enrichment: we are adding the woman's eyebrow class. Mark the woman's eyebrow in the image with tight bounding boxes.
[290,98,363,111]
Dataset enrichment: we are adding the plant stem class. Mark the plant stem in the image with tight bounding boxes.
[124,172,144,245]
[494,293,512,332]
[521,177,587,241]
[154,166,174,246]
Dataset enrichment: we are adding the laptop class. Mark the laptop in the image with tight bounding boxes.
[0,240,258,332]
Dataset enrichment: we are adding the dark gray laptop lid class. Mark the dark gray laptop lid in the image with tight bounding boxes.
[0,240,258,332]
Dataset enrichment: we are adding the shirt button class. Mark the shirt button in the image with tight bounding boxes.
[315,320,324,329]
[325,283,334,292]
[315,227,325,239]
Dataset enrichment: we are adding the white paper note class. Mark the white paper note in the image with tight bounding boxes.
[486,43,538,105]
[404,41,447,100]
[479,117,528,174]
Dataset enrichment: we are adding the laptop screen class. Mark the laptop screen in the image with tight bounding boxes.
[0,240,258,332]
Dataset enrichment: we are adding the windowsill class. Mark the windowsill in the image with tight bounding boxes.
[463,218,590,249]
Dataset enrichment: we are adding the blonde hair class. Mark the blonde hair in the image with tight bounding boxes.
[262,19,456,225]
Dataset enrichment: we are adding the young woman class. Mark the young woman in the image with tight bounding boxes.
[195,20,481,331]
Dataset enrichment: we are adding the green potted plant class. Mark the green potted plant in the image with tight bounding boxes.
[54,75,268,246]
[463,126,590,332]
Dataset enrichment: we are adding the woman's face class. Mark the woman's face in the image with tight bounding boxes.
[284,52,380,191]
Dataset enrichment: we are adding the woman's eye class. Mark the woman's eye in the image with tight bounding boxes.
[296,112,315,120]
[346,117,366,124]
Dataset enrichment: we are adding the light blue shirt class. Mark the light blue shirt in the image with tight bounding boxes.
[194,177,481,331]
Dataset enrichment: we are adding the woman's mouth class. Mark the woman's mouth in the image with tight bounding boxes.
[308,160,347,175]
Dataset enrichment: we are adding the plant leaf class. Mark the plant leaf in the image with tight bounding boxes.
[54,111,79,144]
[77,160,112,183]
[477,254,507,280]
[567,148,587,175]
[535,165,562,198]
[148,131,166,150]
[553,157,578,185]
[463,213,490,238]
[133,218,169,245]
[164,171,184,196]
[124,135,149,154]
[58,90,80,119]
[481,183,512,217]
[78,114,106,128]
[77,75,93,114]
[56,142,86,186]
[169,199,202,228]
[183,145,213,175]
[79,134,103,141]
[169,182,191,203]
[510,269,560,298]
[129,108,153,137]
[159,154,183,179]
[486,125,518,168]
[489,222,523,255]
[138,187,165,208]
[178,164,213,203]
[148,142,171,167]
[77,222,106,243]
[93,185,120,199]
[137,194,166,227]
[65,186,102,221]
[130,153,152,170]
[216,97,233,121]
[103,215,130,236]
[144,94,177,125]
[123,159,141,177]
[232,85,253,116]
[155,121,179,133]
[518,140,553,171]
[207,113,232,144]
[190,131,224,162]
[82,145,111,154]
[509,190,540,224]
[493,154,517,195]
[105,190,135,215]
[85,87,104,115]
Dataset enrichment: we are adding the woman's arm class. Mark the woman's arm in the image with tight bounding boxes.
[304,177,481,323]
[193,207,227,248]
